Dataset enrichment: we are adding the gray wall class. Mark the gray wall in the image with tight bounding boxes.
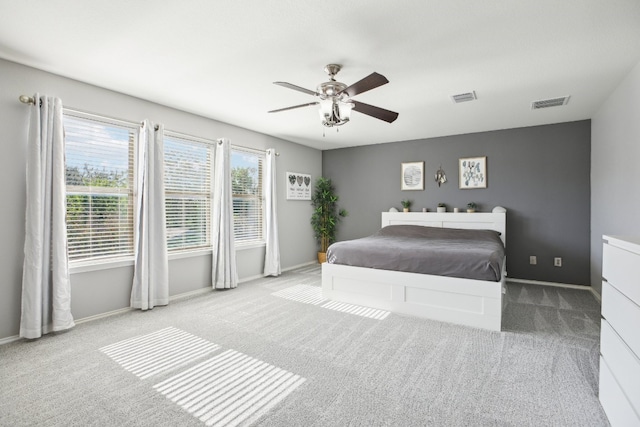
[0,58,321,340]
[591,60,640,296]
[323,121,591,285]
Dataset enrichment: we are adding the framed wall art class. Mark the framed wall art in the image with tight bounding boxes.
[459,156,487,189]
[401,161,424,191]
[286,171,312,200]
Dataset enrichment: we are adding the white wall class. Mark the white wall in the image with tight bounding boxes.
[591,60,640,295]
[0,59,321,340]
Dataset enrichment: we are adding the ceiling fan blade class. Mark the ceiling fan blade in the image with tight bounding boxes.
[273,81,317,96]
[340,72,389,97]
[352,101,399,123]
[268,102,319,113]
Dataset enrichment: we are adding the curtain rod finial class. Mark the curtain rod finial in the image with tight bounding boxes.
[19,95,35,105]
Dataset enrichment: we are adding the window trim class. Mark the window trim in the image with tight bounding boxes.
[163,131,215,254]
[231,146,266,246]
[63,108,139,267]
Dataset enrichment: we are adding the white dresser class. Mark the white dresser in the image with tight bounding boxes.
[600,235,640,426]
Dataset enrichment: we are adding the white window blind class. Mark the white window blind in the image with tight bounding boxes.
[63,112,136,262]
[231,148,264,244]
[164,134,212,252]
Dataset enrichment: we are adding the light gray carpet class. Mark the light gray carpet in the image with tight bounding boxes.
[0,265,607,426]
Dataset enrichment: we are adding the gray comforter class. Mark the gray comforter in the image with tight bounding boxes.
[326,225,505,282]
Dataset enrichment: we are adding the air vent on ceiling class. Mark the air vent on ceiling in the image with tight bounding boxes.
[451,91,477,103]
[531,96,570,110]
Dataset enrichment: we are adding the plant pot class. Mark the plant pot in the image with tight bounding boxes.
[403,208,409,213]
[467,209,475,213]
[437,207,446,213]
[317,252,327,264]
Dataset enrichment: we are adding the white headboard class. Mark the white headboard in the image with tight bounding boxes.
[381,212,507,247]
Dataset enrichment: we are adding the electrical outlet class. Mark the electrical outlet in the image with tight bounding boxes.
[529,256,537,265]
[554,257,562,267]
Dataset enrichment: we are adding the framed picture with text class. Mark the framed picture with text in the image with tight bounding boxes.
[459,156,487,189]
[286,171,312,200]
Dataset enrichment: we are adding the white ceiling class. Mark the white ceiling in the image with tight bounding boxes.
[1,0,639,150]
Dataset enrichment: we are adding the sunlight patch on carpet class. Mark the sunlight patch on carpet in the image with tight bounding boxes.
[272,285,390,320]
[271,284,325,305]
[99,327,220,379]
[154,349,306,427]
[320,300,390,320]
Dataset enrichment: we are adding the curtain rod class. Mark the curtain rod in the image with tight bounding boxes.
[19,95,35,104]
[141,121,160,131]
[20,95,280,156]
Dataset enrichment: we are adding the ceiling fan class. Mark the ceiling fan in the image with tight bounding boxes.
[268,64,399,128]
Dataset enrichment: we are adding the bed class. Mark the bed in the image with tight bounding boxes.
[321,211,507,331]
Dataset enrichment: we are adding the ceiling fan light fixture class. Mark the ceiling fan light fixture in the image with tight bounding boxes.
[270,64,398,129]
[339,101,354,120]
[319,99,352,127]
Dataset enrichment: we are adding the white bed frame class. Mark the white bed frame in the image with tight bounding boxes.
[321,212,507,331]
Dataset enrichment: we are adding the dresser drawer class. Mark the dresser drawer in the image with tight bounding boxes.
[602,281,640,358]
[601,319,640,416]
[600,356,640,427]
[603,242,640,306]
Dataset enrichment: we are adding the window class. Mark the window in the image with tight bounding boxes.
[164,134,212,252]
[64,112,136,262]
[231,148,264,244]
[63,108,265,264]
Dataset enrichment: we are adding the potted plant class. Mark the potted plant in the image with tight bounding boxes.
[467,202,477,213]
[401,199,412,212]
[311,177,347,263]
[437,203,446,213]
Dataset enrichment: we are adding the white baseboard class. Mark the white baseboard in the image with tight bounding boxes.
[239,273,266,284]
[0,335,20,346]
[75,307,133,325]
[507,277,590,289]
[169,286,212,301]
[506,277,601,302]
[239,260,319,283]
[282,260,318,272]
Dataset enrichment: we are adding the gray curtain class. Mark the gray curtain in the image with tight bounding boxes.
[263,148,281,276]
[20,94,75,339]
[211,138,238,289]
[131,121,169,309]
